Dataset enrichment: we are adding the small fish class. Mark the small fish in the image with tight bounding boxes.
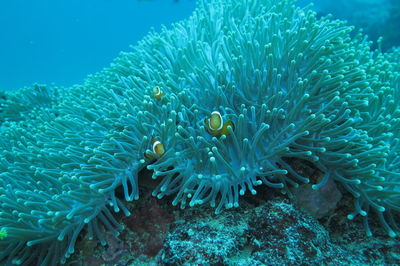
[204,111,234,136]
[153,86,165,101]
[144,137,165,159]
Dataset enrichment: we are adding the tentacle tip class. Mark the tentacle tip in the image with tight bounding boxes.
[388,231,397,238]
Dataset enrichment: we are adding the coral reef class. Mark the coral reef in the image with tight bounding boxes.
[1,0,400,264]
[70,196,400,265]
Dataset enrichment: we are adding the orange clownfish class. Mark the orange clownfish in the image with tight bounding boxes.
[144,137,165,160]
[204,111,234,136]
[153,86,165,101]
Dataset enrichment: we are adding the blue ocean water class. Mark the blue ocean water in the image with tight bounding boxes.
[0,0,195,91]
[1,0,398,91]
[299,0,399,51]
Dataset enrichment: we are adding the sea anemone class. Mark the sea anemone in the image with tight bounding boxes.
[1,0,399,264]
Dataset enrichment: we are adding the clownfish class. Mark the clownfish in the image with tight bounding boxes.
[204,111,234,136]
[144,137,165,160]
[153,86,165,101]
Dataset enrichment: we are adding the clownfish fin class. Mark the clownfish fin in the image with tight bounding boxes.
[204,118,210,127]
[220,120,235,136]
[144,151,155,160]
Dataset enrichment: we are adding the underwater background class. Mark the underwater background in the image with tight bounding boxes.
[1,0,400,265]
[1,0,399,91]
[0,0,196,91]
